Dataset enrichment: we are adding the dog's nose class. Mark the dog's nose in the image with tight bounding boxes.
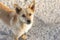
[27,20,31,24]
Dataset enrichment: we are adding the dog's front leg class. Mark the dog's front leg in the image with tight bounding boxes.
[21,33,27,40]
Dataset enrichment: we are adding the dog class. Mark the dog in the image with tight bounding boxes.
[0,0,35,40]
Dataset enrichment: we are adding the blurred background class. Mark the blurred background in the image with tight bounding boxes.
[0,0,60,40]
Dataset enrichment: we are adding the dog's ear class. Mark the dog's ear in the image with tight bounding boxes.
[14,4,22,14]
[15,7,22,13]
[28,0,35,12]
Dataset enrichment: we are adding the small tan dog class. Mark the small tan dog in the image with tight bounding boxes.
[0,0,35,40]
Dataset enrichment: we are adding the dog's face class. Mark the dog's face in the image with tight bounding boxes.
[14,2,35,25]
[15,7,34,24]
[16,8,34,24]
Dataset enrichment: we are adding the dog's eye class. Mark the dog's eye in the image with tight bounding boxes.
[29,13,32,16]
[22,14,25,17]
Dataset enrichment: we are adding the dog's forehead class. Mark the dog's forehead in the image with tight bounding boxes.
[21,8,33,14]
[21,8,28,14]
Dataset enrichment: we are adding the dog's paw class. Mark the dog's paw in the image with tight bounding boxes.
[21,34,27,40]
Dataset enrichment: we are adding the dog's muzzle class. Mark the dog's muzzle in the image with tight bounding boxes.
[27,20,31,24]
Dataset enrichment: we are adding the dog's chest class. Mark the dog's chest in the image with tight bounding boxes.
[23,24,32,32]
[11,21,32,36]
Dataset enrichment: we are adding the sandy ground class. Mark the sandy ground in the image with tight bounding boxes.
[0,0,60,40]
